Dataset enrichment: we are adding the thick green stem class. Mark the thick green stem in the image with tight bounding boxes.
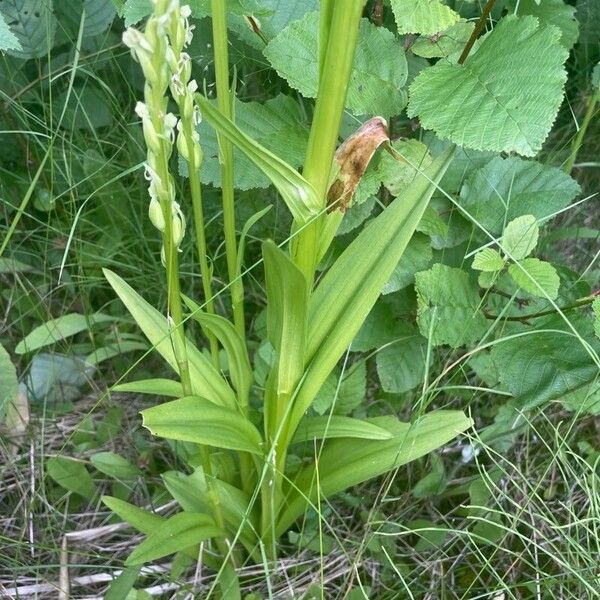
[211,0,245,338]
[564,85,600,174]
[291,0,365,286]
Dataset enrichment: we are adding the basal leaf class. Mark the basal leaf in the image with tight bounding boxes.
[0,0,56,59]
[501,215,539,260]
[508,259,560,299]
[415,264,488,347]
[91,452,142,480]
[408,16,569,156]
[47,457,96,499]
[391,0,460,35]
[141,396,264,455]
[112,378,183,397]
[278,411,472,534]
[102,495,164,534]
[263,12,408,116]
[292,416,393,444]
[125,512,220,566]
[459,156,580,234]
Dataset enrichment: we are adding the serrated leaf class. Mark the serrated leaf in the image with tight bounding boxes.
[0,11,21,50]
[0,342,18,420]
[0,0,56,59]
[391,0,460,35]
[313,362,366,416]
[292,415,393,443]
[459,156,580,234]
[407,16,569,156]
[382,233,433,294]
[47,457,96,499]
[411,20,474,59]
[376,326,427,393]
[91,452,142,480]
[508,259,560,299]
[415,264,488,347]
[125,512,220,566]
[472,248,505,272]
[141,396,264,455]
[512,0,579,49]
[378,139,433,197]
[263,12,408,116]
[501,215,539,260]
[122,0,151,26]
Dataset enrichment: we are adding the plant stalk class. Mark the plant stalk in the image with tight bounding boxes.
[564,84,600,174]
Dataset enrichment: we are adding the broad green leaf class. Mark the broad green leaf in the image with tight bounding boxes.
[103,269,237,408]
[472,248,505,272]
[408,16,569,156]
[122,0,151,26]
[286,148,453,438]
[278,410,472,534]
[411,20,474,59]
[390,0,460,35]
[263,12,408,116]
[379,139,433,197]
[292,416,393,444]
[263,241,308,398]
[501,215,539,260]
[508,259,560,299]
[577,0,600,47]
[104,566,141,600]
[376,327,427,394]
[0,11,20,50]
[196,94,319,224]
[415,264,488,348]
[102,495,164,533]
[15,312,114,354]
[512,0,579,49]
[194,95,309,191]
[459,157,580,234]
[112,378,183,397]
[85,341,147,366]
[141,396,264,455]
[53,85,112,131]
[46,457,96,499]
[125,512,220,566]
[184,298,252,402]
[313,362,366,416]
[91,452,142,480]
[0,342,17,420]
[58,0,116,36]
[382,233,432,294]
[491,316,600,410]
[0,0,56,59]
[412,454,446,498]
[561,381,600,416]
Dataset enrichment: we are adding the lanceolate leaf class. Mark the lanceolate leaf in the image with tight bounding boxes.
[112,378,183,398]
[285,148,453,440]
[103,269,237,408]
[125,512,221,566]
[195,94,319,225]
[102,495,165,534]
[0,342,17,420]
[277,411,472,534]
[408,16,569,156]
[141,396,264,455]
[292,416,394,444]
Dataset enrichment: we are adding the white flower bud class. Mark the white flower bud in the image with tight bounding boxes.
[171,202,186,248]
[148,196,165,231]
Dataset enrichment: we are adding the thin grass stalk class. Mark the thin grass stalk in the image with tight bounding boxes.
[211,0,245,338]
[292,0,365,285]
[564,83,600,174]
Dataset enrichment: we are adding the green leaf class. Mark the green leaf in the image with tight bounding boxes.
[104,566,141,600]
[122,0,151,26]
[85,341,147,366]
[501,215,539,260]
[459,157,580,235]
[15,312,114,354]
[141,396,264,455]
[376,327,427,394]
[91,452,142,480]
[46,457,96,499]
[0,0,56,59]
[0,342,17,420]
[413,454,446,498]
[511,0,579,49]
[194,95,309,191]
[287,149,453,438]
[81,0,116,36]
[593,297,600,339]
[491,316,600,410]
[415,264,488,347]
[263,12,408,116]
[292,416,393,443]
[112,378,183,397]
[472,248,505,272]
[125,512,221,566]
[407,16,569,156]
[196,94,319,224]
[379,139,433,197]
[390,0,460,35]
[184,298,252,401]
[53,84,112,131]
[103,269,237,408]
[382,233,433,294]
[313,362,366,416]
[411,20,474,59]
[263,241,308,398]
[102,495,164,534]
[508,259,560,299]
[278,410,472,534]
[0,11,21,51]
